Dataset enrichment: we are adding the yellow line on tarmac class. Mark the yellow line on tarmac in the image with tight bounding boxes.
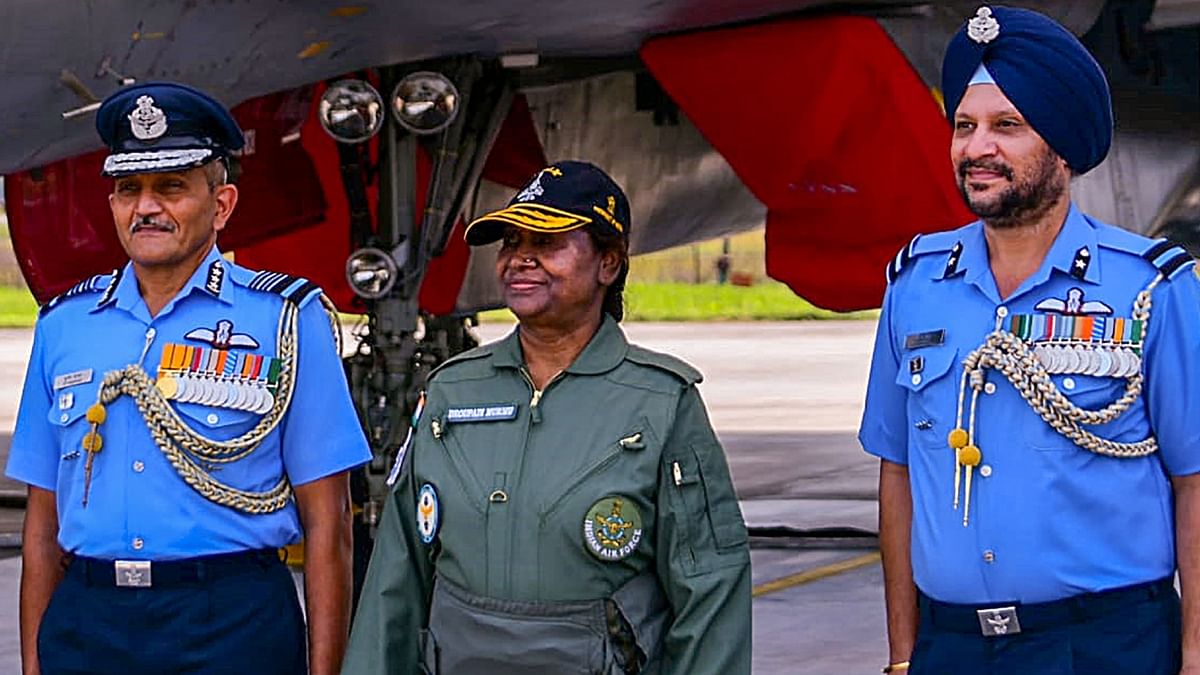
[752,551,881,598]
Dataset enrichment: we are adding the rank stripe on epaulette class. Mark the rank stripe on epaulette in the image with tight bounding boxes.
[1142,241,1193,279]
[248,271,289,292]
[285,281,320,304]
[248,271,322,306]
[886,235,921,284]
[1158,251,1192,279]
[267,275,301,295]
[1142,240,1176,264]
[40,270,117,315]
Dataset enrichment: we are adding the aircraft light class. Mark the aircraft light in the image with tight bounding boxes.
[319,80,385,144]
[345,247,399,299]
[391,72,459,135]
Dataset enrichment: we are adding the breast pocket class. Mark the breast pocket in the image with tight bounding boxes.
[47,405,90,460]
[173,402,262,441]
[1024,374,1132,451]
[895,346,960,451]
[539,421,657,521]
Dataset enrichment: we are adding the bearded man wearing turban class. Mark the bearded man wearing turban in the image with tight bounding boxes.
[859,6,1200,674]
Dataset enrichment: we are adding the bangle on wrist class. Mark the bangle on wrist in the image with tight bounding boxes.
[882,661,911,673]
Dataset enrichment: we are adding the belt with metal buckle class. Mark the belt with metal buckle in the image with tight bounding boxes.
[975,606,1021,636]
[68,549,280,589]
[114,560,152,588]
[920,577,1174,637]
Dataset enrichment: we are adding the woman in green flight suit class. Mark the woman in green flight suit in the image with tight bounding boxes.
[342,161,752,675]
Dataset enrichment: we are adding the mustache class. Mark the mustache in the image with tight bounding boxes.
[957,159,1014,181]
[129,215,176,233]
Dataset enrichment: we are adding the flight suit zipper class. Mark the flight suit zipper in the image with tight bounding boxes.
[509,367,564,594]
[518,367,563,425]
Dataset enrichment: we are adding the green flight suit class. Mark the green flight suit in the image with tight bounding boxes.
[343,316,751,675]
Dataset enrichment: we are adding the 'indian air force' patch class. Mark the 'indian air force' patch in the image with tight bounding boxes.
[583,495,643,562]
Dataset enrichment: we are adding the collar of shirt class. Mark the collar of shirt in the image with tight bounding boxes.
[490,314,630,376]
[938,203,1101,302]
[92,246,234,319]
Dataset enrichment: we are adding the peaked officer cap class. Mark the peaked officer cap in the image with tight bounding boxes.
[96,82,245,177]
[942,6,1113,174]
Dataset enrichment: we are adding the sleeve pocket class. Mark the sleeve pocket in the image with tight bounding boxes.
[665,442,749,574]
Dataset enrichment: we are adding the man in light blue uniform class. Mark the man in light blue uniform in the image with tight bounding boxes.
[7,82,371,675]
[861,6,1200,675]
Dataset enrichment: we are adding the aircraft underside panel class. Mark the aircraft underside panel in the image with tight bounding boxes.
[451,71,769,314]
[641,16,975,312]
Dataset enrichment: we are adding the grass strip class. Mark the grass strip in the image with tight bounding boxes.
[0,287,37,328]
[481,281,876,323]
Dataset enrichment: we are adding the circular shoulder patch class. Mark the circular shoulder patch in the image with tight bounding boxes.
[583,495,644,562]
[417,483,440,545]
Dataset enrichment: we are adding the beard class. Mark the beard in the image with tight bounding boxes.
[957,147,1067,229]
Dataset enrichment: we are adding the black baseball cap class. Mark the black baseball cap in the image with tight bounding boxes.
[465,160,630,246]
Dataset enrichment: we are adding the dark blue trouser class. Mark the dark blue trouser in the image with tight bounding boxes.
[912,579,1181,675]
[38,551,307,675]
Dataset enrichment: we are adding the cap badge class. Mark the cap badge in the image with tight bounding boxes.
[968,7,1000,44]
[129,95,168,140]
[516,166,563,202]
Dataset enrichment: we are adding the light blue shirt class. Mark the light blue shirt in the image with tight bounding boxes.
[6,247,371,560]
[860,205,1200,604]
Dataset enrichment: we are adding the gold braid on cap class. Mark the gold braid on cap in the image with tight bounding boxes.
[948,275,1163,526]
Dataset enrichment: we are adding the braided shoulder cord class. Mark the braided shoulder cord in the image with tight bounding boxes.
[91,300,302,514]
[956,278,1160,459]
[948,277,1163,526]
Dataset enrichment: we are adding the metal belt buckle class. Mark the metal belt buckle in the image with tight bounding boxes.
[114,560,152,588]
[976,606,1020,636]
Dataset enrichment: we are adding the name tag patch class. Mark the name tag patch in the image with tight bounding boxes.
[904,330,945,350]
[53,369,93,390]
[446,404,518,423]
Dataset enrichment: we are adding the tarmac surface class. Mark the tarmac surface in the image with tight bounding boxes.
[0,320,888,674]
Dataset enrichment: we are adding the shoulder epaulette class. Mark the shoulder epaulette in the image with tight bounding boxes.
[1141,239,1194,280]
[247,271,323,307]
[886,230,961,284]
[1092,224,1194,279]
[429,343,497,381]
[39,270,116,317]
[625,345,703,385]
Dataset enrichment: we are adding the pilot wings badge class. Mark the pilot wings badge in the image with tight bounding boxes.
[184,319,260,350]
[1034,287,1113,316]
[128,95,168,140]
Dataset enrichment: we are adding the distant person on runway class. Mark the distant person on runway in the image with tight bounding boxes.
[6,82,370,675]
[343,161,751,674]
[860,6,1200,675]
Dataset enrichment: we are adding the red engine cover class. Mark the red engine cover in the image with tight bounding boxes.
[642,16,974,311]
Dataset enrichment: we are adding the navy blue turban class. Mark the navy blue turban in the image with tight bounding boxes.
[941,6,1113,174]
